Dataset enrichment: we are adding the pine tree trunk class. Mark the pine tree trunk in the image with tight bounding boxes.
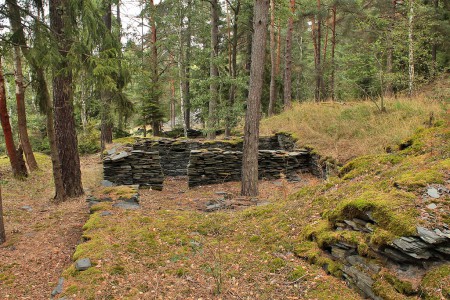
[50,0,84,198]
[170,79,176,129]
[13,46,38,171]
[150,0,161,137]
[268,0,277,116]
[431,0,438,77]
[283,0,295,109]
[225,0,240,137]
[0,186,5,244]
[101,1,114,145]
[408,0,414,98]
[330,5,337,101]
[7,0,66,200]
[0,56,27,178]
[385,0,395,97]
[208,0,220,140]
[316,0,323,102]
[241,0,269,197]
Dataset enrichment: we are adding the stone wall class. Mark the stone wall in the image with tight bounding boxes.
[103,150,164,190]
[132,133,297,176]
[187,149,314,188]
[103,133,326,189]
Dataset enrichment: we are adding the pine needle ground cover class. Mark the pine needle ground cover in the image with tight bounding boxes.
[59,121,448,299]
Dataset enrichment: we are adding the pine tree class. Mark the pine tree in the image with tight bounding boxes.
[49,0,84,198]
[241,0,269,197]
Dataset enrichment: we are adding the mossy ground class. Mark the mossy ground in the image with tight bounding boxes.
[59,121,449,299]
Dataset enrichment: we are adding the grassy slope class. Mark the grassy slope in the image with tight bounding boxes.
[260,96,447,162]
[61,122,448,298]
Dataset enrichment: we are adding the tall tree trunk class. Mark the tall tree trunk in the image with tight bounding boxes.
[431,0,438,78]
[225,0,240,137]
[101,0,114,146]
[0,186,5,244]
[150,0,161,136]
[12,46,38,171]
[8,0,65,200]
[241,0,269,197]
[283,0,295,109]
[385,0,395,97]
[80,71,88,131]
[170,78,176,129]
[330,4,336,101]
[316,0,323,102]
[208,0,220,140]
[50,0,84,198]
[0,56,27,179]
[185,1,192,131]
[408,0,414,97]
[268,0,277,116]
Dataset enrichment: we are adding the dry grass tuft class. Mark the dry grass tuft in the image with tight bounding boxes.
[260,96,447,162]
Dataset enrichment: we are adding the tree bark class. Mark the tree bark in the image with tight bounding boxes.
[385,0,395,97]
[283,0,295,109]
[225,0,240,137]
[268,0,277,116]
[50,0,84,198]
[149,0,161,136]
[12,46,38,171]
[408,0,414,97]
[241,0,269,197]
[170,78,176,129]
[431,0,438,77]
[208,0,220,140]
[101,0,114,146]
[0,186,5,244]
[7,0,65,200]
[330,4,337,101]
[0,56,27,179]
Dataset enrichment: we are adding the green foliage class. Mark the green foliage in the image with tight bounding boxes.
[77,122,101,155]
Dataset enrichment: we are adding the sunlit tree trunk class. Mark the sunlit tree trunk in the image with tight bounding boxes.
[12,46,38,171]
[283,0,295,109]
[330,4,337,101]
[241,0,269,197]
[8,0,65,200]
[268,0,277,116]
[225,0,240,137]
[0,56,28,179]
[408,0,415,98]
[208,0,220,140]
[0,186,5,244]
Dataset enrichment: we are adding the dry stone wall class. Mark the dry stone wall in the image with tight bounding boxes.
[103,133,326,189]
[187,149,313,188]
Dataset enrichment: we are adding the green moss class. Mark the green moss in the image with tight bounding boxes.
[383,273,416,295]
[370,227,397,245]
[89,202,112,214]
[268,257,286,272]
[395,168,444,189]
[82,213,104,231]
[373,278,409,300]
[110,265,126,275]
[64,285,79,294]
[288,266,306,281]
[421,264,450,300]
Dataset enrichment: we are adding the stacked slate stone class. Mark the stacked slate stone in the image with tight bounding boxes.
[103,151,133,185]
[258,150,311,179]
[103,150,164,190]
[130,150,164,190]
[188,149,242,187]
[188,149,313,187]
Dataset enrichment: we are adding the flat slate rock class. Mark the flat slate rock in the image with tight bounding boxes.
[101,180,114,187]
[51,277,64,297]
[100,211,113,216]
[75,258,92,271]
[113,201,140,210]
[20,205,33,212]
[426,187,440,199]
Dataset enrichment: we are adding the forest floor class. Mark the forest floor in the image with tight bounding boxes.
[0,153,362,299]
[0,155,100,299]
